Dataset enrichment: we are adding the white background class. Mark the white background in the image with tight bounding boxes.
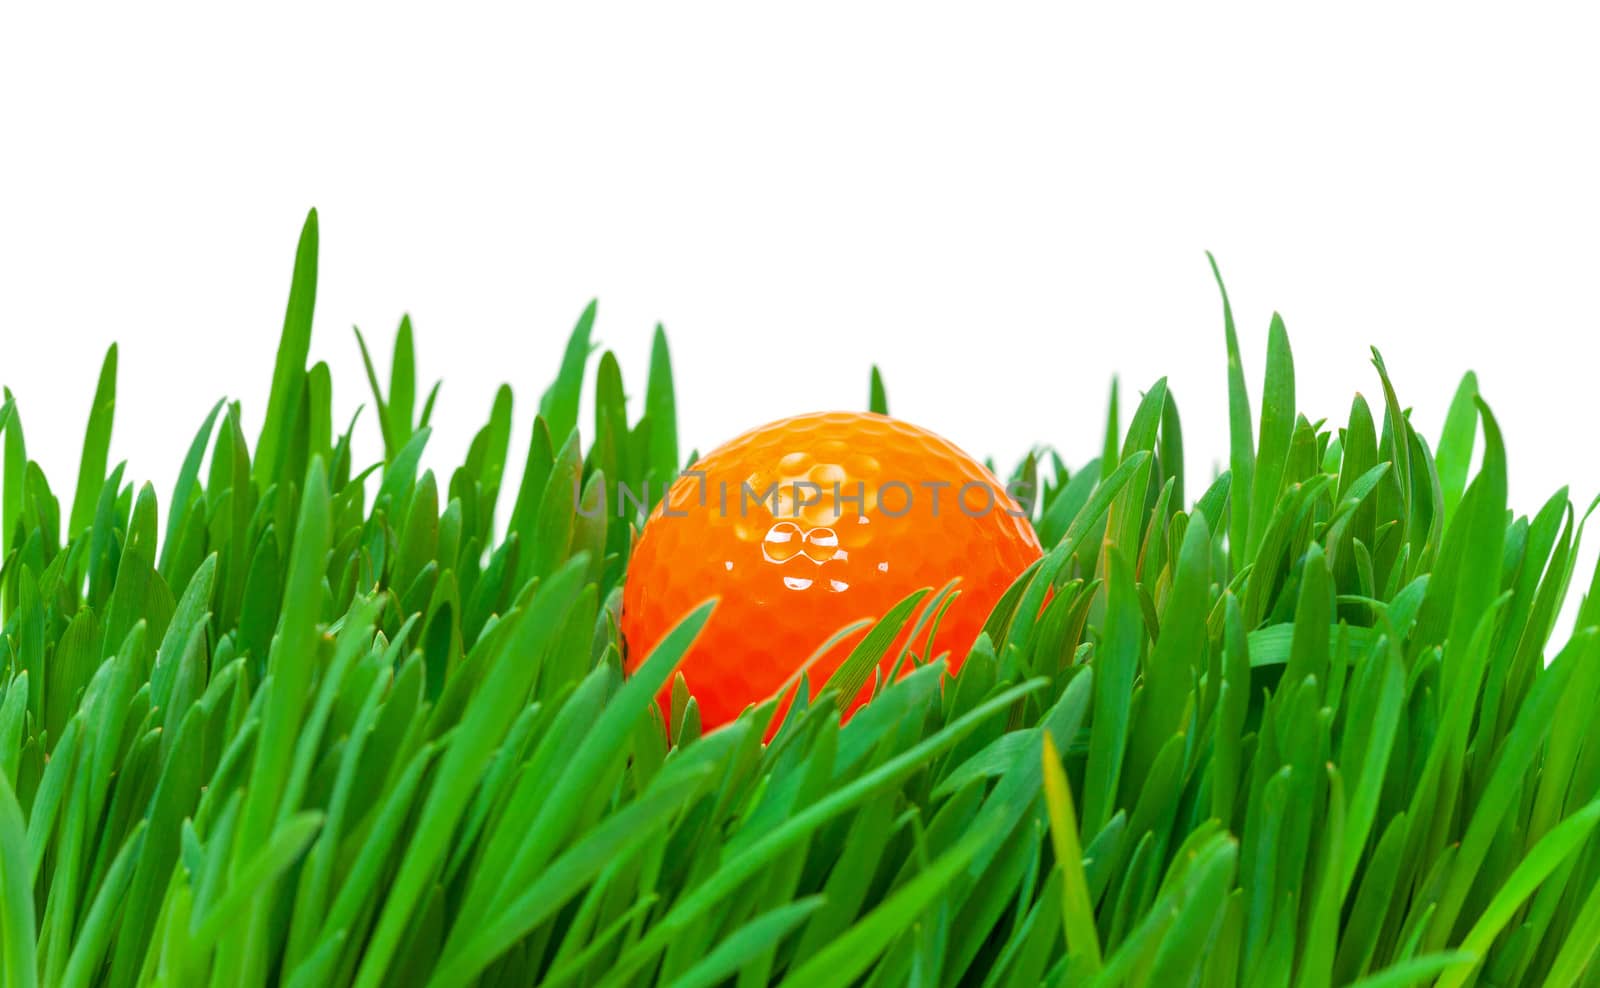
[3,6,1597,633]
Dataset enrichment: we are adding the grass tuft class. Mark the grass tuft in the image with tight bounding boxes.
[0,212,1597,986]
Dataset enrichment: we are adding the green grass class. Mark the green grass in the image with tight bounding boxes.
[1,211,1598,987]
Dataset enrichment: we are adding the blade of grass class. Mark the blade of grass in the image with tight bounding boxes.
[1042,732,1103,972]
[539,301,596,451]
[256,209,318,485]
[646,323,679,492]
[1208,251,1255,571]
[67,343,118,540]
[1248,313,1294,559]
[0,765,38,988]
[869,365,889,416]
[1434,371,1479,526]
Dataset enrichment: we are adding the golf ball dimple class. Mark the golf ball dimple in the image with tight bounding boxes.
[621,411,1043,732]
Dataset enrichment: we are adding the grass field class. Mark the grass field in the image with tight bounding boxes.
[2,210,1598,987]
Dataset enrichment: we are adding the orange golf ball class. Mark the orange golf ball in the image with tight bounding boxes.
[621,411,1042,732]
